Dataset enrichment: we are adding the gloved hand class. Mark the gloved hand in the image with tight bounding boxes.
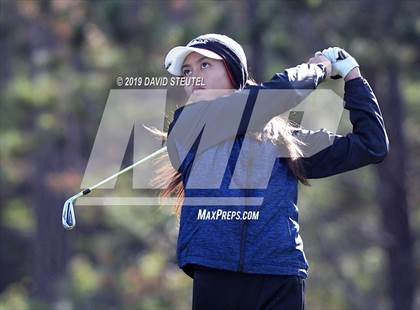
[318,47,359,79]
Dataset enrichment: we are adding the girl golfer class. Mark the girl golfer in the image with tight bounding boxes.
[159,33,388,309]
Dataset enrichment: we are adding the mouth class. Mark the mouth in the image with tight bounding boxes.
[192,87,206,92]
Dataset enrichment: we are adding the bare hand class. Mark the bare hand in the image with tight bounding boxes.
[344,67,361,82]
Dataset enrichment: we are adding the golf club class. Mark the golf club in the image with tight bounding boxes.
[62,146,167,230]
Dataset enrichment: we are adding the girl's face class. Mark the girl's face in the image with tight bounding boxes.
[181,52,235,99]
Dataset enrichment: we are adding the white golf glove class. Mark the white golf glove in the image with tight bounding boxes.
[320,47,359,79]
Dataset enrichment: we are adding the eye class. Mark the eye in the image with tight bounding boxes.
[182,68,192,77]
[201,62,210,69]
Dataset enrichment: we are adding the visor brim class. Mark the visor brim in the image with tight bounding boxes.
[165,46,222,76]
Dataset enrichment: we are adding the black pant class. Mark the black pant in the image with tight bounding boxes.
[192,265,305,310]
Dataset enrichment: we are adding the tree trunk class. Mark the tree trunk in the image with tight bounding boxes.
[376,63,415,310]
[32,147,69,301]
[245,0,264,82]
[26,4,70,302]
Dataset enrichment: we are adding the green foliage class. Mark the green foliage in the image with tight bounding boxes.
[0,284,29,310]
[2,199,34,234]
[70,256,102,298]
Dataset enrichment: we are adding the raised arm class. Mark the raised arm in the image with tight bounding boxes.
[167,58,331,160]
[296,49,389,178]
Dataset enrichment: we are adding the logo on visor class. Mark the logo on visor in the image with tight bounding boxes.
[189,38,209,46]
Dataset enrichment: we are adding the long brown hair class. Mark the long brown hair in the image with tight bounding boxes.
[147,77,309,220]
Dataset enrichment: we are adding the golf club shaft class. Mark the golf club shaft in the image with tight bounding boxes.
[80,146,167,196]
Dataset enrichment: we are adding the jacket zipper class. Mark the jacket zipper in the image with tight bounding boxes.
[238,217,249,271]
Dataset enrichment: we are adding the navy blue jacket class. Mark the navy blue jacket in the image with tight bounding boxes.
[166,64,389,279]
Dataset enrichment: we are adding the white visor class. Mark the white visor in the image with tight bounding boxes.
[165,46,222,76]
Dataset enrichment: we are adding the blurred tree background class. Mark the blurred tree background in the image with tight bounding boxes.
[0,0,418,309]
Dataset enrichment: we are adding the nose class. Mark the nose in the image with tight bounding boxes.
[191,69,201,78]
[191,67,204,79]
[187,67,205,89]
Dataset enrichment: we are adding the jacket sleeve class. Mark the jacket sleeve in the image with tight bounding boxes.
[241,63,327,134]
[295,77,389,178]
[257,63,327,90]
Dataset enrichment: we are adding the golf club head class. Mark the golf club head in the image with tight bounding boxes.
[62,197,76,230]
